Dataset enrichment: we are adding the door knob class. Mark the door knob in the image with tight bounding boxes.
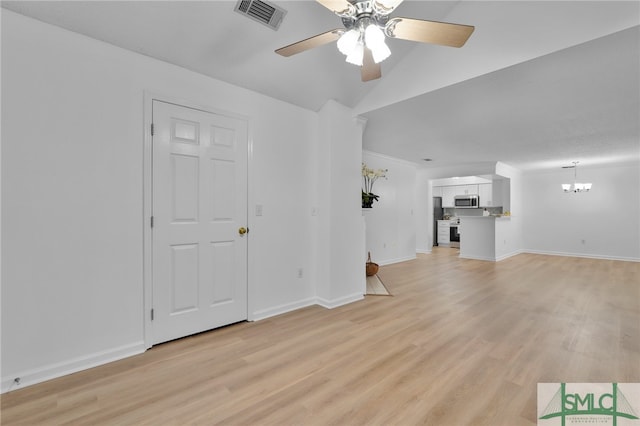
[238,227,248,235]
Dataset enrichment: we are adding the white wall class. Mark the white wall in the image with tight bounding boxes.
[316,102,366,306]
[495,162,523,259]
[362,151,417,265]
[415,169,431,253]
[522,162,640,260]
[1,10,365,391]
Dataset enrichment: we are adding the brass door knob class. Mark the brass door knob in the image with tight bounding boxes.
[238,227,248,235]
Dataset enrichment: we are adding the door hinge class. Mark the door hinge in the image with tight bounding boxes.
[151,308,154,321]
[150,123,155,136]
[150,216,154,228]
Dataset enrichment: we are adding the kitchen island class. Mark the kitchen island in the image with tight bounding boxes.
[459,216,514,261]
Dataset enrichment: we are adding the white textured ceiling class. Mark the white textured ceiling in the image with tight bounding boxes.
[362,26,640,171]
[3,0,639,172]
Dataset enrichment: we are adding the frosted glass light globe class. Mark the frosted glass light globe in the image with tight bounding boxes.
[337,29,360,56]
[346,41,364,66]
[364,24,391,63]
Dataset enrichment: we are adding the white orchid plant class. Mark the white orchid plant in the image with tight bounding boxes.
[362,163,388,206]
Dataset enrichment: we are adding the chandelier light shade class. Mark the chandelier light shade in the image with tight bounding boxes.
[562,161,592,193]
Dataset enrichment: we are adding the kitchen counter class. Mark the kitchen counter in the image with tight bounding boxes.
[458,216,512,261]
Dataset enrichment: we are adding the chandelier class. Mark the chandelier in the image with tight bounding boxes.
[562,161,592,193]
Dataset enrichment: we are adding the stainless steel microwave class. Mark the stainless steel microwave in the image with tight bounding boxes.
[454,195,479,208]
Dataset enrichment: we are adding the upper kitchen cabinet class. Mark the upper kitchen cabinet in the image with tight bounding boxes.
[442,186,457,207]
[478,181,503,207]
[439,184,480,207]
[497,178,510,211]
[478,183,492,206]
[457,184,479,195]
[432,175,510,210]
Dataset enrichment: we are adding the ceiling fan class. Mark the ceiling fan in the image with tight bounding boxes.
[275,0,475,82]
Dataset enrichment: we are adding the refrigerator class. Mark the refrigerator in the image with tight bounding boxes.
[433,197,444,246]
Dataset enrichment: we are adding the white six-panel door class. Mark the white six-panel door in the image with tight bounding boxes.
[152,100,248,345]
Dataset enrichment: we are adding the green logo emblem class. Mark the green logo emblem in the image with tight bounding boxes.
[539,383,639,426]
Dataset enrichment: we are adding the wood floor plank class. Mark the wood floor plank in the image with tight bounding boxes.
[2,249,639,425]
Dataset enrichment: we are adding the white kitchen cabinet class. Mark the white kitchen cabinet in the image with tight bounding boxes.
[492,180,503,207]
[442,184,479,207]
[442,186,457,207]
[478,183,492,206]
[478,180,503,207]
[456,184,478,196]
[437,220,450,245]
[478,181,504,207]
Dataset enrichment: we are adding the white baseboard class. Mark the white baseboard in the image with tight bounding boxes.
[459,254,497,262]
[496,250,524,262]
[459,249,523,262]
[523,249,640,262]
[495,249,524,261]
[416,248,432,254]
[3,292,368,394]
[250,297,318,321]
[316,292,364,309]
[378,255,417,266]
[251,292,364,321]
[1,341,145,394]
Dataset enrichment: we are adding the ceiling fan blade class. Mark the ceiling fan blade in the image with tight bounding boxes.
[386,17,475,48]
[373,0,404,15]
[275,29,343,57]
[361,47,382,82]
[316,0,354,16]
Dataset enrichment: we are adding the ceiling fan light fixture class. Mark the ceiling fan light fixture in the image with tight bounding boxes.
[364,24,391,63]
[364,23,384,44]
[371,40,391,63]
[345,40,364,66]
[337,29,360,55]
[275,0,475,81]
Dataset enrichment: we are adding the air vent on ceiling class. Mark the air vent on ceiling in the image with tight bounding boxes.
[235,0,286,31]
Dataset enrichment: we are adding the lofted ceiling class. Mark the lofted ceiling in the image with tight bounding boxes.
[2,1,639,172]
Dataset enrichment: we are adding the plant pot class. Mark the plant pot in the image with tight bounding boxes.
[362,192,378,208]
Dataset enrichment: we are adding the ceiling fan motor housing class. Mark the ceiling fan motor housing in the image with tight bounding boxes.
[341,1,390,31]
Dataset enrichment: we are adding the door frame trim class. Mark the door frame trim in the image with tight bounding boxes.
[142,91,253,349]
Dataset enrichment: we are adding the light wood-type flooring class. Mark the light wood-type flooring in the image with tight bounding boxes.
[2,249,639,425]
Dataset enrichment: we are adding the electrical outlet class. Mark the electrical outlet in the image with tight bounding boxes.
[297,268,303,278]
[311,207,318,216]
[581,239,586,245]
[255,204,263,216]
